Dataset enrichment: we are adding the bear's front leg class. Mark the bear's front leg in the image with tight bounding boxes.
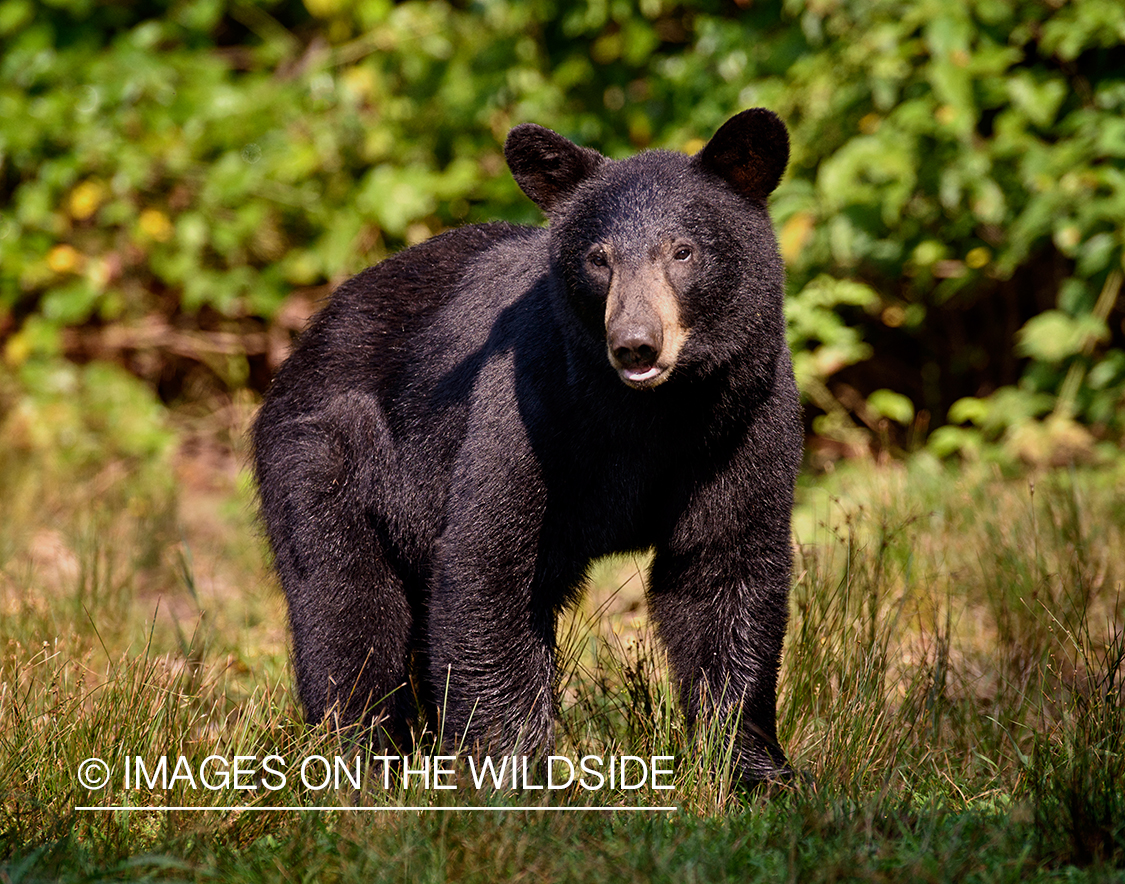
[424,437,557,759]
[648,526,794,787]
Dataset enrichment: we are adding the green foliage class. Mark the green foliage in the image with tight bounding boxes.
[763,0,1125,461]
[1,0,1124,460]
[0,359,177,558]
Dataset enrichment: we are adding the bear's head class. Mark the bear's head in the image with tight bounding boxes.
[504,109,790,391]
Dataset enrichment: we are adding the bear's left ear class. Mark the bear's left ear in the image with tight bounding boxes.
[505,124,605,217]
[697,108,790,201]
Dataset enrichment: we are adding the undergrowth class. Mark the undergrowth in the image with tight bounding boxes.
[1,424,1123,881]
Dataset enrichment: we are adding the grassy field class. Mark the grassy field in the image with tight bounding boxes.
[1,390,1124,882]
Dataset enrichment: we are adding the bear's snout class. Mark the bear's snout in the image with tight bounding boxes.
[604,266,689,389]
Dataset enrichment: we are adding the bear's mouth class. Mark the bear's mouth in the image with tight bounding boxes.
[619,363,668,388]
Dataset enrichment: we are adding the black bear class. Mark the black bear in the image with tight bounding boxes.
[252,108,801,785]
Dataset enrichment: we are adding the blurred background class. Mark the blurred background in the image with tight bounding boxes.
[2,0,1124,475]
[4,5,1125,872]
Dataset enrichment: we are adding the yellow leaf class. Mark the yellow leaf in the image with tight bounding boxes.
[68,180,106,220]
[858,113,881,135]
[303,0,349,17]
[139,209,174,242]
[4,332,31,367]
[47,244,82,273]
[780,211,815,264]
[965,247,990,269]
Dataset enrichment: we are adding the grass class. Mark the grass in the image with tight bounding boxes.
[1,390,1124,882]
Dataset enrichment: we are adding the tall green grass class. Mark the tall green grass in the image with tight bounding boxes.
[1,421,1123,880]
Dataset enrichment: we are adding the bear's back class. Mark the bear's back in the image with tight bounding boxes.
[264,221,539,412]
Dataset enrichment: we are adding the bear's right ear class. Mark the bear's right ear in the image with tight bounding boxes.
[504,124,604,217]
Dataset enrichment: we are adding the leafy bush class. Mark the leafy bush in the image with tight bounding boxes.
[767,0,1125,462]
[1,0,1123,461]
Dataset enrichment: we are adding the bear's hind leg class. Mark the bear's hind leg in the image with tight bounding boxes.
[254,399,417,750]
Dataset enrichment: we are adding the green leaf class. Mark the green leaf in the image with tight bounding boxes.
[867,389,915,425]
[1016,310,1109,363]
[947,397,989,426]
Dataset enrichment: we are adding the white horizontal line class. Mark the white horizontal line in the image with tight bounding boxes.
[76,805,677,812]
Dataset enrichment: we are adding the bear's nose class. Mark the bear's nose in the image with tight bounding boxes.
[609,324,663,370]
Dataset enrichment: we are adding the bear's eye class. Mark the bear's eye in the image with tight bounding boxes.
[673,245,693,262]
[588,250,609,268]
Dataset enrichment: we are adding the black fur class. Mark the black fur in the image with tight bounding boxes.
[252,109,802,785]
